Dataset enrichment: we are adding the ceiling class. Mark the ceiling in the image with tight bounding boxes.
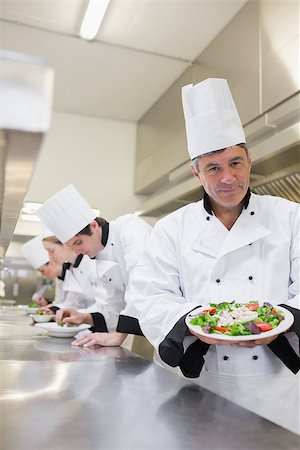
[0,0,248,122]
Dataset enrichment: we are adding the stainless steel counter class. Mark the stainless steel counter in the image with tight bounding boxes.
[1,307,299,450]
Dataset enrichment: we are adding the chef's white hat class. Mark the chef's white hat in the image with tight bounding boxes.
[20,236,49,269]
[36,184,96,244]
[40,224,54,239]
[182,78,246,159]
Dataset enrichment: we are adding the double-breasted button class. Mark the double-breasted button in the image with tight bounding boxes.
[223,356,229,361]
[250,211,255,216]
[109,278,112,282]
[111,243,114,246]
[252,355,258,360]
[248,276,253,281]
[216,279,221,283]
[206,216,210,221]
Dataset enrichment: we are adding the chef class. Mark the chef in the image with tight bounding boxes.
[21,235,91,310]
[21,236,56,306]
[42,235,96,310]
[36,184,152,347]
[123,78,300,432]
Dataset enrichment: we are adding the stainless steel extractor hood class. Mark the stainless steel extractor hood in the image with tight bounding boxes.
[137,93,300,218]
[0,50,54,258]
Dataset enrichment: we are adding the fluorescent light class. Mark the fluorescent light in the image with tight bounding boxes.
[21,202,99,222]
[22,202,42,215]
[21,214,40,222]
[80,0,110,41]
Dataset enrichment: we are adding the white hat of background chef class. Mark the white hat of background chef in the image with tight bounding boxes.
[181,78,246,159]
[20,236,49,269]
[36,184,96,244]
[40,224,54,239]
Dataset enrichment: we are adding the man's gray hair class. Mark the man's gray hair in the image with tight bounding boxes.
[192,143,249,172]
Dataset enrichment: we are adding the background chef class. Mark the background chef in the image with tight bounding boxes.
[123,78,300,433]
[37,184,152,347]
[21,236,56,306]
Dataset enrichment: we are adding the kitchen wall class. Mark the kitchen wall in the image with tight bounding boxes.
[4,110,141,301]
[14,110,140,237]
[135,0,300,196]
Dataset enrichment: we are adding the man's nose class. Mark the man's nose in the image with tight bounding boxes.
[220,167,235,184]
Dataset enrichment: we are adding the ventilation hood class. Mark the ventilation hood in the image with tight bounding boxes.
[0,50,54,259]
[137,93,300,218]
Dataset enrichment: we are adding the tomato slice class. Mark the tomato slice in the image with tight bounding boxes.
[255,322,273,332]
[203,307,217,314]
[215,326,230,332]
[247,303,259,311]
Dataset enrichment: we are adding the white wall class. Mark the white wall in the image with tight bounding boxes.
[14,110,140,237]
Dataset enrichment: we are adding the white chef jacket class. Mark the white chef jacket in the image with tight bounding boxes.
[71,214,152,332]
[124,193,300,376]
[52,266,95,310]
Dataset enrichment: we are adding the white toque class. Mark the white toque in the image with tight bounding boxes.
[181,78,246,159]
[36,184,96,244]
[21,236,49,269]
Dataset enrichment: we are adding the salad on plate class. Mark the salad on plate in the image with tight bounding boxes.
[188,301,287,338]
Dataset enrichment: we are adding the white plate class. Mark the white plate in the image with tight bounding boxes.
[35,322,91,338]
[186,304,294,341]
[30,314,55,323]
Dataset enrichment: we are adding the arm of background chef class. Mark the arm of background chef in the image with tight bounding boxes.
[123,220,201,367]
[116,216,152,336]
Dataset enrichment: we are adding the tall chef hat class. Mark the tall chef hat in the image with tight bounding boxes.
[40,224,54,239]
[181,78,246,159]
[20,236,49,269]
[36,184,96,244]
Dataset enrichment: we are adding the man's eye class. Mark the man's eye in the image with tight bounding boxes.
[208,166,218,172]
[231,161,241,167]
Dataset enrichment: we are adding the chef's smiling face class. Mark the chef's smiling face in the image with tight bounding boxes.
[191,146,251,210]
[66,221,103,258]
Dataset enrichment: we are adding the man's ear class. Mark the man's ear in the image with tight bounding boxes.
[190,163,200,180]
[90,220,98,232]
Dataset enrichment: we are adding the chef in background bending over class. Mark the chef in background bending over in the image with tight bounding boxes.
[21,236,57,306]
[123,78,300,433]
[37,184,152,347]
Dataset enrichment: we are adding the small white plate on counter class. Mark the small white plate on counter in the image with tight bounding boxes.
[19,305,39,314]
[30,314,55,323]
[35,322,91,338]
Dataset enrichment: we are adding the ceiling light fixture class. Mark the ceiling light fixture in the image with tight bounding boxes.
[80,0,110,41]
[21,202,100,222]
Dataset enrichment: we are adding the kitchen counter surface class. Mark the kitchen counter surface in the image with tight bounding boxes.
[1,306,299,450]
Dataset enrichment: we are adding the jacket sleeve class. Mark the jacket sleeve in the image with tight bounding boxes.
[90,312,108,332]
[124,221,201,357]
[120,216,152,276]
[285,204,300,309]
[116,315,144,335]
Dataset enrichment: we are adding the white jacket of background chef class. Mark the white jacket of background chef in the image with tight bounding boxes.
[71,214,152,332]
[53,269,95,310]
[124,193,299,376]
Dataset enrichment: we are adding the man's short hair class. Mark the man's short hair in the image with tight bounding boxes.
[76,217,107,236]
[192,143,248,172]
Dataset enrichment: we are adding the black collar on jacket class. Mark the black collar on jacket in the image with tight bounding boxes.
[58,262,72,280]
[203,187,251,215]
[101,221,109,247]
